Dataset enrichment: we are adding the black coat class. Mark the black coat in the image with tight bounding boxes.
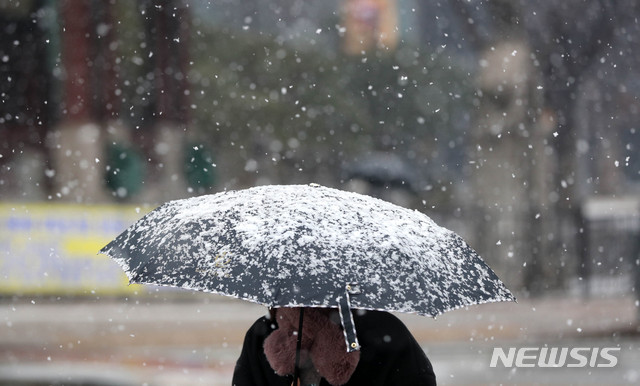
[232,310,437,386]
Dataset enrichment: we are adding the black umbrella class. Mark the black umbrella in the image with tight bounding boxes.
[345,152,419,191]
[101,184,514,358]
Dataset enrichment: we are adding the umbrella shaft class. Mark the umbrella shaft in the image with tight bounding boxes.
[293,308,304,384]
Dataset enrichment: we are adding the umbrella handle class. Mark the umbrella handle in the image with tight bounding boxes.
[293,307,304,385]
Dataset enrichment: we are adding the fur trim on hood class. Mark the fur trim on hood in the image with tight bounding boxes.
[263,307,360,386]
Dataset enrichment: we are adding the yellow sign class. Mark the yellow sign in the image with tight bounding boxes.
[0,203,150,295]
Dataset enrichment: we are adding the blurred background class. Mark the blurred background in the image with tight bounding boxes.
[1,0,639,384]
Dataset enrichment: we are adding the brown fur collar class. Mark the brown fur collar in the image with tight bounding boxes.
[263,307,360,385]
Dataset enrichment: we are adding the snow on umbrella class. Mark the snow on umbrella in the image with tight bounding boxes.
[100,183,515,352]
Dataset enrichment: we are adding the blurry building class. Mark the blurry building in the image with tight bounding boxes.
[0,0,53,201]
[0,0,202,204]
[1,0,421,204]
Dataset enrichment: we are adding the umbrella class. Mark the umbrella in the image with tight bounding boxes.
[100,183,515,356]
[344,152,419,191]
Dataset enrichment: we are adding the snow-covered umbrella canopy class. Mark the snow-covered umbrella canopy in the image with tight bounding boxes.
[101,184,515,351]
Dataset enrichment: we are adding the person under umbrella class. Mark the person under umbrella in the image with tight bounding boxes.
[101,184,513,385]
[232,307,436,386]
